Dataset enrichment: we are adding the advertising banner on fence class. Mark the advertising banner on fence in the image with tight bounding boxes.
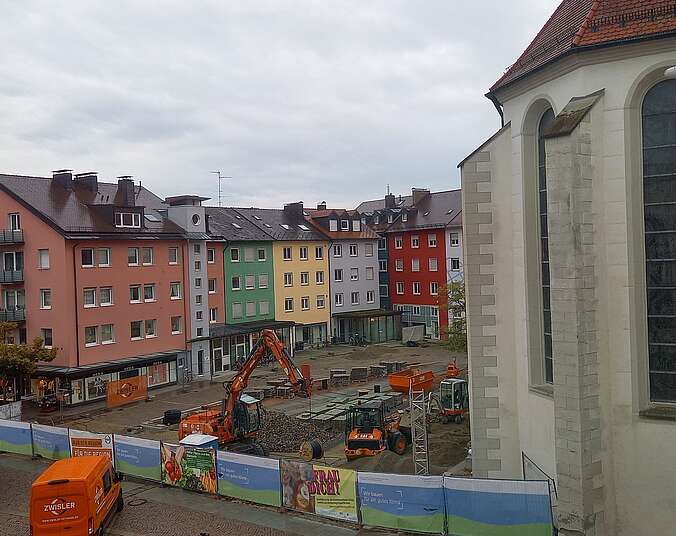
[280,460,358,522]
[114,435,161,482]
[107,376,148,407]
[216,450,281,507]
[160,443,217,493]
[0,400,22,420]
[358,472,445,533]
[0,419,32,455]
[69,429,114,464]
[444,477,553,536]
[32,424,70,460]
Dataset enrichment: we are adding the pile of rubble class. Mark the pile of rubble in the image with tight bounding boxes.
[257,410,343,453]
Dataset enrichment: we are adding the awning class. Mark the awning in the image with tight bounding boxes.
[34,350,182,380]
[209,320,295,339]
[332,309,402,319]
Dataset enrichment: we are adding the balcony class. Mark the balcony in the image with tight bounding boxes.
[0,270,23,283]
[0,230,24,245]
[0,308,25,322]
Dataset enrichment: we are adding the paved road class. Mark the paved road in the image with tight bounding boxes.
[0,454,370,536]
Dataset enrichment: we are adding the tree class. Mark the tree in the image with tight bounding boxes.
[438,280,467,352]
[0,322,57,400]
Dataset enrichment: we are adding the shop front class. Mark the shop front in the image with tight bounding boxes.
[333,310,402,344]
[32,350,181,406]
[294,322,328,351]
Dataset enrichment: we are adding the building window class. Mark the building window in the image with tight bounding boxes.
[85,325,98,346]
[142,247,154,265]
[538,108,555,384]
[41,328,53,348]
[378,238,387,250]
[430,282,439,296]
[100,287,113,306]
[40,289,51,309]
[196,327,203,337]
[231,248,240,262]
[245,274,255,289]
[195,294,203,305]
[169,247,179,264]
[365,243,374,257]
[380,284,389,297]
[195,277,202,288]
[143,284,156,302]
[379,260,387,272]
[207,248,215,263]
[258,248,266,261]
[171,316,182,334]
[643,79,676,402]
[352,220,360,231]
[194,244,201,254]
[351,291,359,305]
[340,220,349,231]
[428,234,437,247]
[402,212,408,223]
[283,272,293,287]
[145,319,157,338]
[127,247,139,266]
[301,296,310,310]
[259,301,270,315]
[329,219,338,231]
[335,293,344,306]
[451,258,460,271]
[283,247,292,260]
[194,259,201,271]
[96,248,110,267]
[258,273,269,289]
[196,310,203,321]
[366,266,374,280]
[334,269,343,282]
[387,214,393,224]
[8,213,20,231]
[374,215,380,225]
[284,297,294,312]
[349,244,358,257]
[232,276,241,290]
[315,246,323,260]
[116,212,141,228]
[333,244,342,257]
[101,324,114,344]
[450,233,459,247]
[394,236,403,249]
[396,282,404,295]
[38,249,50,269]
[129,285,141,303]
[131,320,143,340]
[316,295,325,309]
[244,247,255,262]
[300,272,309,285]
[210,308,218,323]
[245,301,256,316]
[412,258,420,272]
[395,259,403,272]
[429,258,438,272]
[411,235,420,248]
[412,282,421,295]
[170,282,181,299]
[83,288,97,308]
[208,278,217,293]
[81,248,94,268]
[232,302,243,319]
[300,247,308,260]
[350,268,359,281]
[315,270,324,284]
[367,290,375,303]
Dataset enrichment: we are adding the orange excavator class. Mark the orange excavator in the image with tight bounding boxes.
[178,329,311,455]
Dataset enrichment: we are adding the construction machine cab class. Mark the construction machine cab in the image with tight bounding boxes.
[440,379,469,411]
[346,401,385,435]
[231,394,263,438]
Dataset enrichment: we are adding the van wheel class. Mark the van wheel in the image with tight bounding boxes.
[116,494,124,512]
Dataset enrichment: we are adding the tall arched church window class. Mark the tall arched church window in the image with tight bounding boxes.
[538,108,555,384]
[643,79,676,402]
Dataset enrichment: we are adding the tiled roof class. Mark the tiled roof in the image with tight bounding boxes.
[206,207,273,242]
[306,208,380,240]
[491,0,676,93]
[355,195,413,213]
[235,207,326,241]
[385,189,462,232]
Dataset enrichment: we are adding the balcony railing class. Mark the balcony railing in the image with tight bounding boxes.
[0,230,24,244]
[0,270,23,283]
[0,308,25,322]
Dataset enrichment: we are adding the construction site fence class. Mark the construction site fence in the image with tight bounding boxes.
[0,419,554,535]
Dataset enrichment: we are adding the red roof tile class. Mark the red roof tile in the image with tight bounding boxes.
[491,0,676,93]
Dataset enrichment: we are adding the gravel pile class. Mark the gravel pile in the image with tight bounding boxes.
[257,410,343,453]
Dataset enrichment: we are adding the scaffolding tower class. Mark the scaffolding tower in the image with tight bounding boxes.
[410,382,430,476]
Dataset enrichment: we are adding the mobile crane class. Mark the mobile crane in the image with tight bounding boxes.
[178,329,311,455]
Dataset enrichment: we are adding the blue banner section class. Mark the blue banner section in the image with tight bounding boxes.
[114,435,162,482]
[358,472,445,534]
[0,419,32,455]
[31,424,70,460]
[217,450,281,507]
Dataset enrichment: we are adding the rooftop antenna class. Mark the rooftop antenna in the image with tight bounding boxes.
[387,184,391,195]
[210,171,232,207]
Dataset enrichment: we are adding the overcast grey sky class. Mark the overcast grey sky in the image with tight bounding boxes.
[1,1,559,208]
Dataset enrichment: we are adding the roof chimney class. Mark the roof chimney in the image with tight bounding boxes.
[52,169,73,190]
[117,176,136,206]
[317,201,327,210]
[283,201,304,222]
[412,188,430,205]
[74,172,98,192]
[385,193,395,209]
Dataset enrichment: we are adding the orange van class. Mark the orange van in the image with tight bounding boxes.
[30,456,123,536]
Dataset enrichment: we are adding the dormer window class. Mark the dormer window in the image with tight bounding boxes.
[340,220,349,231]
[115,212,141,228]
[280,224,291,230]
[329,219,338,231]
[402,212,408,222]
[387,213,393,224]
[352,220,360,232]
[374,215,380,225]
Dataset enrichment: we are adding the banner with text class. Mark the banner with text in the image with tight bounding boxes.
[216,451,281,507]
[114,435,162,482]
[280,460,358,522]
[161,442,217,493]
[68,429,114,464]
[444,477,553,536]
[0,401,22,420]
[0,419,32,455]
[107,376,148,407]
[32,424,70,460]
[358,472,445,534]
